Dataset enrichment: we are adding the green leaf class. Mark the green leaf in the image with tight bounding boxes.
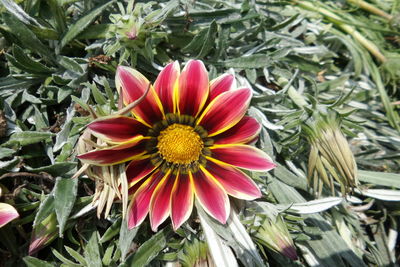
[281,197,343,214]
[22,90,42,104]
[23,256,55,267]
[197,20,218,58]
[46,0,67,33]
[198,208,239,267]
[119,220,139,261]
[358,170,400,189]
[76,24,112,40]
[2,13,55,63]
[272,164,308,191]
[33,194,55,227]
[100,218,121,243]
[54,106,75,151]
[84,231,102,267]
[0,0,40,26]
[182,29,208,54]
[269,178,365,267]
[5,131,54,146]
[102,244,115,266]
[0,147,15,159]
[59,0,116,50]
[54,177,78,236]
[52,248,82,267]
[65,246,87,266]
[223,54,270,68]
[58,56,84,74]
[359,189,400,201]
[12,45,53,74]
[87,82,107,105]
[25,162,77,176]
[122,227,172,266]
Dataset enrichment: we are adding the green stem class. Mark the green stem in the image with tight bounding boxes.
[293,0,387,63]
[346,0,393,20]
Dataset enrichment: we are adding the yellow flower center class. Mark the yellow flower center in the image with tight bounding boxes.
[157,124,203,164]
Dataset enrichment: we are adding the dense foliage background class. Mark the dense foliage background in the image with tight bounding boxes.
[0,0,399,266]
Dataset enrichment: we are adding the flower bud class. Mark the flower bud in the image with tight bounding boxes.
[29,213,58,255]
[254,215,298,260]
[303,111,358,196]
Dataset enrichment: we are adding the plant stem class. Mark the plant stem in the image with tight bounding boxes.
[292,0,387,63]
[346,0,393,20]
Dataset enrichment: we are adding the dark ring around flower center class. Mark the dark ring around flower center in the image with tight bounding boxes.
[145,113,213,174]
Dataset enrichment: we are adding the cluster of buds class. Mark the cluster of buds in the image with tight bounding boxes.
[303,111,358,196]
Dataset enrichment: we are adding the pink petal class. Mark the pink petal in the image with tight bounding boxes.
[213,116,261,145]
[171,173,194,230]
[210,144,276,171]
[205,159,261,200]
[197,88,252,137]
[208,74,235,103]
[154,61,180,114]
[192,168,230,224]
[77,140,146,166]
[178,60,209,117]
[116,66,164,126]
[126,158,158,187]
[127,171,164,229]
[0,203,19,228]
[149,172,175,231]
[88,115,149,143]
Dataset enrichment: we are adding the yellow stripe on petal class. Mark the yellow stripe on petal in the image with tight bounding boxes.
[116,66,165,125]
[154,61,180,114]
[149,170,174,231]
[178,60,209,117]
[77,138,148,166]
[197,88,252,137]
[191,167,230,224]
[170,172,194,230]
[202,160,261,200]
[208,144,276,171]
[88,115,149,144]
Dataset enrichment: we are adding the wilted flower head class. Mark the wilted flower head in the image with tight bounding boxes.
[303,111,358,196]
[254,215,298,260]
[78,60,276,231]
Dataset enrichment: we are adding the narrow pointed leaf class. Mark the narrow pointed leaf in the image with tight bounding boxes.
[54,177,78,236]
[59,1,116,49]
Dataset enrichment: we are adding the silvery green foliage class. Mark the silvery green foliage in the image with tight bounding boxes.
[0,0,399,266]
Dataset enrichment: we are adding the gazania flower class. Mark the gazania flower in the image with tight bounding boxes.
[78,60,276,231]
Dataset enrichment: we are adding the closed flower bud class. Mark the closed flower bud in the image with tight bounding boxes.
[303,111,358,196]
[29,213,58,255]
[254,215,298,260]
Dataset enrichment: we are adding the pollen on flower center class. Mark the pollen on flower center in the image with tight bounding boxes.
[157,124,204,164]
